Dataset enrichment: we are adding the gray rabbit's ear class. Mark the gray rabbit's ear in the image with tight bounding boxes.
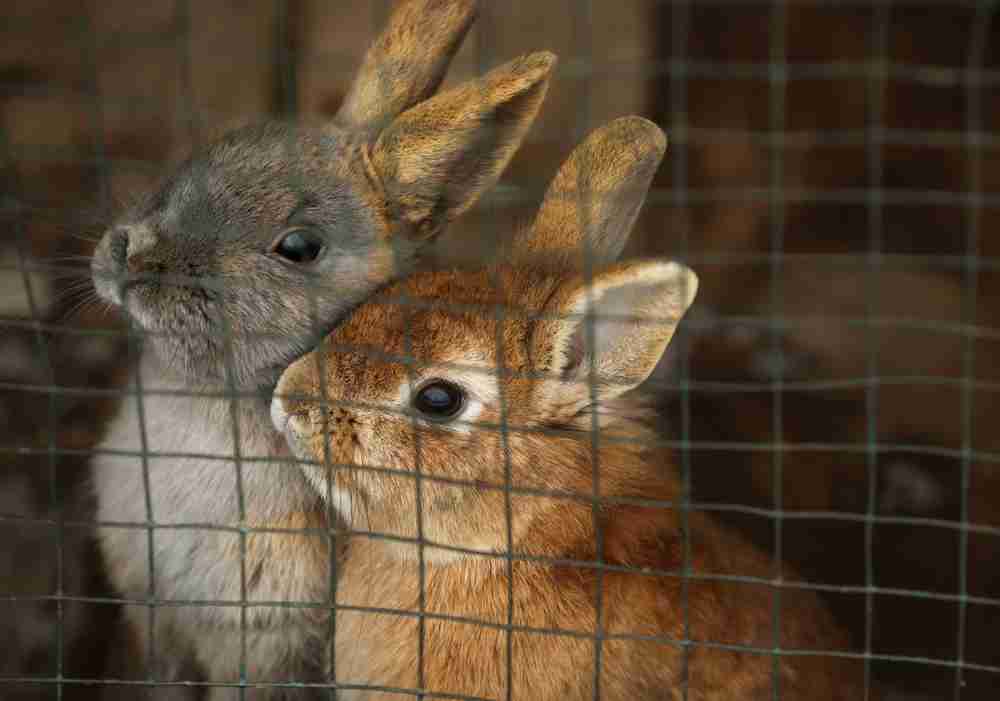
[367,51,556,242]
[335,0,478,133]
[509,117,667,269]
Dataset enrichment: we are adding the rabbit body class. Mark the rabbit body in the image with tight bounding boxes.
[87,1,560,696]
[272,117,869,699]
[90,118,409,701]
[331,490,859,701]
[274,263,866,701]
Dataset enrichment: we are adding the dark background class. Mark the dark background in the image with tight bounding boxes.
[1,1,999,698]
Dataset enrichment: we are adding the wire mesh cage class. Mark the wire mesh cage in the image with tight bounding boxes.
[1,0,999,699]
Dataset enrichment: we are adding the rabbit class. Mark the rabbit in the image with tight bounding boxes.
[87,0,558,698]
[271,116,870,700]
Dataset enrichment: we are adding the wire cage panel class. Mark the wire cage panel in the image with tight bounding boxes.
[1,1,999,700]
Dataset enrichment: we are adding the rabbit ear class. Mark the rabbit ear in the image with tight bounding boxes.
[335,0,478,132]
[367,51,556,241]
[531,260,698,409]
[510,117,667,268]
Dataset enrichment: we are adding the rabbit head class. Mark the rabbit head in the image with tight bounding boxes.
[272,117,699,559]
[91,0,556,388]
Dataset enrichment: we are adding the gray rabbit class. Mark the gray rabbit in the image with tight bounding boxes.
[88,1,556,698]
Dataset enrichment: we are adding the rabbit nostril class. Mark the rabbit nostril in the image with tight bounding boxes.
[126,251,145,275]
[109,228,129,268]
[324,409,359,430]
[116,225,163,277]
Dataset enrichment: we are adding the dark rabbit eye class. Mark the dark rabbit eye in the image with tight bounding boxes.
[413,380,465,421]
[273,228,324,264]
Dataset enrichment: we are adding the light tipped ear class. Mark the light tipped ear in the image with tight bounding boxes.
[367,51,556,240]
[532,261,698,409]
[335,0,478,132]
[510,116,667,268]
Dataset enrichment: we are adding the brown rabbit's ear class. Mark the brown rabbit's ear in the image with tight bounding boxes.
[532,260,698,409]
[510,117,667,268]
[367,51,556,240]
[335,0,478,132]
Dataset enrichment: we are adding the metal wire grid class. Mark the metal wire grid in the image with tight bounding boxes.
[0,0,998,699]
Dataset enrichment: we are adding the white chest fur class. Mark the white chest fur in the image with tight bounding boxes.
[93,352,331,686]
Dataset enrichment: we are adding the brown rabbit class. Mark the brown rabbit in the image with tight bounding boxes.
[88,1,558,698]
[272,117,867,700]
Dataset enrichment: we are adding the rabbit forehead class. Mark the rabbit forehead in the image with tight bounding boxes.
[344,266,559,352]
[312,266,562,399]
[139,123,367,247]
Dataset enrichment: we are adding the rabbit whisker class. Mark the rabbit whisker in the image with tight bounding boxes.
[54,277,96,293]
[49,272,94,284]
[60,290,105,322]
[51,283,96,308]
[46,255,94,263]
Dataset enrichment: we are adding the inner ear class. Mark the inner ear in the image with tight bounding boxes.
[537,261,699,404]
[564,277,676,383]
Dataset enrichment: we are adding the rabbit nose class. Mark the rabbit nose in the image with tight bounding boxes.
[328,408,359,427]
[116,225,161,275]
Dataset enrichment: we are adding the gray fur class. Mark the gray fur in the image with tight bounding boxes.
[95,351,330,700]
[91,123,395,701]
[91,125,399,390]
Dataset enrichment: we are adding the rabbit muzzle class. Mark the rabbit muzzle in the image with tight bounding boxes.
[272,393,373,526]
[94,224,160,301]
[272,394,363,465]
[93,223,218,324]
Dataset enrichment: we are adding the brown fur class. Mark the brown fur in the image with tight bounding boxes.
[272,120,868,699]
[509,116,667,268]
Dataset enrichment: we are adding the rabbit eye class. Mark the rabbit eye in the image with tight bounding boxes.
[273,228,324,264]
[413,380,465,421]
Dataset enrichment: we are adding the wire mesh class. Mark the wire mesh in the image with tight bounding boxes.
[1,1,999,700]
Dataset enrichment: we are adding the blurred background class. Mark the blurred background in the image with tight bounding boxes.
[1,0,998,698]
